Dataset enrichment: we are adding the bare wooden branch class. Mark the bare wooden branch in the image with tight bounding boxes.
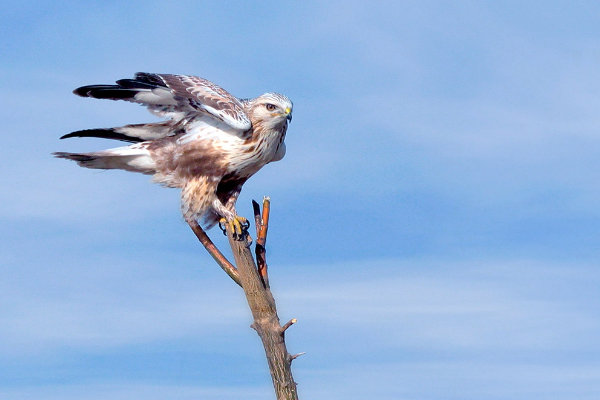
[190,200,300,400]
[289,352,305,361]
[252,197,270,288]
[186,219,241,286]
[225,206,299,400]
[281,318,297,332]
[258,197,271,245]
[252,200,263,232]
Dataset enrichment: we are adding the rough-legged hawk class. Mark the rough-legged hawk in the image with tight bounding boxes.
[54,73,292,234]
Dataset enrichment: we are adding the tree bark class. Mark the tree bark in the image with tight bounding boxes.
[227,233,299,400]
[188,199,300,400]
[187,219,241,286]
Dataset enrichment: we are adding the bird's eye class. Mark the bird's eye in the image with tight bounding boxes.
[265,103,277,111]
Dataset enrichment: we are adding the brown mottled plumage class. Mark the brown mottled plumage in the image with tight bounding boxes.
[54,73,293,228]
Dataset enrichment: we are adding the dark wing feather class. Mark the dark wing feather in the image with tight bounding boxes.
[61,129,144,143]
[60,121,184,143]
[114,78,161,90]
[72,73,251,131]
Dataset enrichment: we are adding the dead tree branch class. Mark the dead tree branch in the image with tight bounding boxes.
[188,199,299,399]
[187,219,241,286]
[195,198,299,400]
[225,198,299,400]
[253,198,270,288]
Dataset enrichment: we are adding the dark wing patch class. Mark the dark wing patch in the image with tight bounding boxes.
[61,129,144,143]
[73,85,141,99]
[115,78,163,90]
[73,78,179,112]
[132,72,169,88]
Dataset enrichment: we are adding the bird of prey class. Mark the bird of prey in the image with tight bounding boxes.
[54,73,293,237]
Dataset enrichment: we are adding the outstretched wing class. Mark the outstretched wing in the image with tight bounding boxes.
[60,120,185,143]
[73,73,252,131]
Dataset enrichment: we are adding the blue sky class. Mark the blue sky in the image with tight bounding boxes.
[2,1,600,399]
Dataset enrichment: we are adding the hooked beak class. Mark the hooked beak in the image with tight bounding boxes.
[285,107,292,122]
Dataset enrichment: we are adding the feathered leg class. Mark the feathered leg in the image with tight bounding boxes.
[181,176,222,222]
[181,177,248,239]
[216,179,249,239]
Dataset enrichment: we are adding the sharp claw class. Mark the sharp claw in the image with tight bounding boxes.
[218,219,228,236]
[219,216,250,240]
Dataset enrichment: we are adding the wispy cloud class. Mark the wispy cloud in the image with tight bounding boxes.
[2,1,600,399]
[280,259,600,353]
[0,384,270,400]
[4,256,597,398]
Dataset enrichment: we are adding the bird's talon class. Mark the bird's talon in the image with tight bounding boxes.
[219,216,249,240]
[218,219,228,236]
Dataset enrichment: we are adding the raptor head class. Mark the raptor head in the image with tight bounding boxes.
[247,93,293,130]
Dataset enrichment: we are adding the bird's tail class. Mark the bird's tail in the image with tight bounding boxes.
[53,145,156,174]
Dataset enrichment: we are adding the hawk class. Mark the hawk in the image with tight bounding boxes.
[54,73,293,236]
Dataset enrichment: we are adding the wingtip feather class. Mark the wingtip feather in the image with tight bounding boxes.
[59,129,144,143]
